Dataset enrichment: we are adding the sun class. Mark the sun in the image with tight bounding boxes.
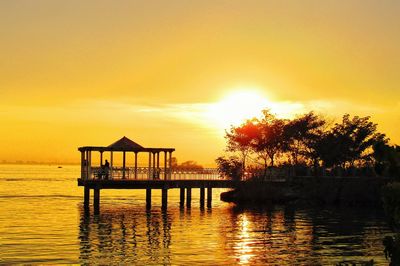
[207,90,270,129]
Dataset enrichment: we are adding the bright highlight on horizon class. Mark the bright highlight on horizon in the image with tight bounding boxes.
[207,90,270,129]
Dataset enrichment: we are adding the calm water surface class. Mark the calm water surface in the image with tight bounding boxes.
[0,165,393,265]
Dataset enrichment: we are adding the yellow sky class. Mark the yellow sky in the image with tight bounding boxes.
[1,1,399,166]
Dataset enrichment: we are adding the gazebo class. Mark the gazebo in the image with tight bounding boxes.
[78,136,175,180]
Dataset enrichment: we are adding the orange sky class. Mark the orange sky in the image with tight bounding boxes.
[1,1,399,166]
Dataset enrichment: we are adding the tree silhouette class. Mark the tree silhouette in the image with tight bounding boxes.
[225,119,258,173]
[219,109,391,179]
[252,110,287,170]
[215,156,243,181]
[170,157,204,170]
[373,141,400,178]
[316,114,385,168]
[284,112,326,166]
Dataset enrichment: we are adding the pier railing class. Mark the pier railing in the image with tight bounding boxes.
[87,167,223,181]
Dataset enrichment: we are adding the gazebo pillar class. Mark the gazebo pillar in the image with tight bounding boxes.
[110,151,114,179]
[148,152,152,179]
[156,152,160,178]
[86,151,89,179]
[122,151,126,179]
[164,151,167,180]
[100,151,103,166]
[152,152,156,179]
[80,151,85,179]
[134,152,138,179]
[168,151,173,180]
[87,151,92,180]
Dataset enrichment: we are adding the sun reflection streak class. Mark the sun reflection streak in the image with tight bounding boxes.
[234,213,255,264]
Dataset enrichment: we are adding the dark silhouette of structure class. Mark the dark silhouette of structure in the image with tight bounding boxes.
[78,136,238,214]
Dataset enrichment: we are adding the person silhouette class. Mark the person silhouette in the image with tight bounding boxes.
[104,160,110,179]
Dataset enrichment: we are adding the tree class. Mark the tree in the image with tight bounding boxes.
[252,110,287,170]
[169,157,178,168]
[316,114,385,168]
[283,112,326,166]
[218,108,392,180]
[215,156,243,181]
[373,141,400,178]
[225,119,258,173]
[178,161,204,170]
[170,157,204,170]
[314,131,344,168]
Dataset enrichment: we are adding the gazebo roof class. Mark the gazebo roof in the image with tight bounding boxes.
[108,136,144,151]
[78,136,175,152]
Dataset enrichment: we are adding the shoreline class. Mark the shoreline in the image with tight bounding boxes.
[220,176,393,207]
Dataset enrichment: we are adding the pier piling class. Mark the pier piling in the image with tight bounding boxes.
[186,188,192,208]
[207,187,212,208]
[94,188,100,214]
[180,188,185,207]
[200,187,205,208]
[162,188,168,209]
[84,187,90,208]
[146,188,152,209]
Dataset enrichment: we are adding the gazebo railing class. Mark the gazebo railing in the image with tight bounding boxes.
[88,167,222,180]
[170,168,221,180]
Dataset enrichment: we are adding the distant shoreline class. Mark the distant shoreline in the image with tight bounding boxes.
[0,162,80,165]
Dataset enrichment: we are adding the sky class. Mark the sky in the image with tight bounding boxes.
[0,1,399,166]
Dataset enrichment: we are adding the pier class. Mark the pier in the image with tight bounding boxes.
[77,137,239,213]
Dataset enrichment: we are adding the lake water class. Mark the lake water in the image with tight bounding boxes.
[0,164,394,265]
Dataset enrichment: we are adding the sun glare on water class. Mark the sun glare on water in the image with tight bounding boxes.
[207,90,270,130]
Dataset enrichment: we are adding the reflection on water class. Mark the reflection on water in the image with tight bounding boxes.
[79,208,169,264]
[78,204,391,265]
[79,207,211,265]
[0,165,393,265]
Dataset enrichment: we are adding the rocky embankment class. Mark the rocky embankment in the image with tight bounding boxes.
[221,177,392,206]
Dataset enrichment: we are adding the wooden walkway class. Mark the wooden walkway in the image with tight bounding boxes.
[78,168,241,214]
